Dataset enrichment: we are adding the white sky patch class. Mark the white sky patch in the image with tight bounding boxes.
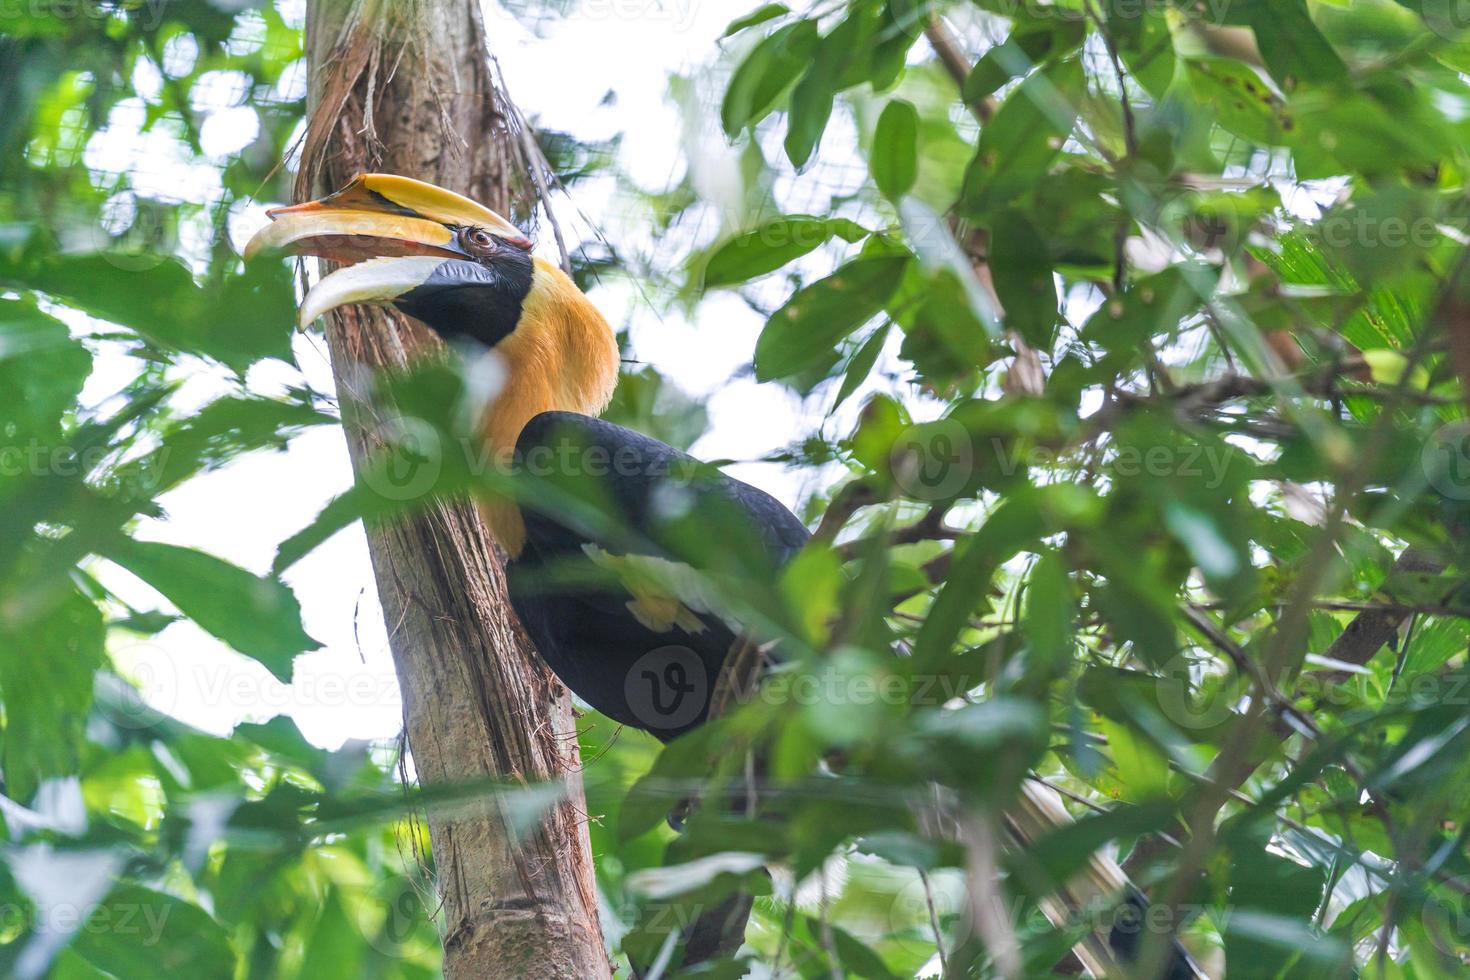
[161,33,199,78]
[200,106,260,158]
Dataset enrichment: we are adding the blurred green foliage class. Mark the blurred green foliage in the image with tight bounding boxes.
[5,0,1470,978]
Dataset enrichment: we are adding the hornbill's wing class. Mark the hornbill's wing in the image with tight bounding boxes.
[506,411,806,741]
[512,410,807,565]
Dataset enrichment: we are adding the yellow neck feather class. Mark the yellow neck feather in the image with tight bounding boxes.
[478,256,619,556]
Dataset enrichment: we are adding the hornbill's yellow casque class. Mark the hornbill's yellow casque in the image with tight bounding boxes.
[246,174,1202,979]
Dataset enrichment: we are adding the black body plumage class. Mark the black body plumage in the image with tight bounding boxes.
[506,411,808,741]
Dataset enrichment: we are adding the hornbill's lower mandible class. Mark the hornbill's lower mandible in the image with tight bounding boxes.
[245,174,1203,979]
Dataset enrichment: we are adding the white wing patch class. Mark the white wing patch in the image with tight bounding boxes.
[581,546,739,635]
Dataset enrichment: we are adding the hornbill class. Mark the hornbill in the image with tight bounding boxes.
[246,174,1204,978]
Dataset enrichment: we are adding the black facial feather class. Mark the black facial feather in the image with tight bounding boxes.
[392,246,535,348]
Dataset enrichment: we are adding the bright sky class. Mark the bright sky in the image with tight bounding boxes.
[96,0,852,748]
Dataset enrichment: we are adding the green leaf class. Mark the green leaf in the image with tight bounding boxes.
[886,0,928,38]
[868,0,922,89]
[723,2,788,37]
[0,248,296,371]
[703,215,867,288]
[754,254,909,381]
[785,13,871,169]
[103,539,317,680]
[294,888,364,980]
[273,486,377,574]
[786,65,836,169]
[0,586,103,800]
[961,57,1084,217]
[721,20,819,137]
[828,920,902,980]
[1247,0,1348,88]
[897,269,998,383]
[833,322,889,409]
[70,884,235,980]
[1098,716,1169,801]
[962,17,1086,104]
[1107,3,1176,97]
[1181,59,1291,147]
[989,209,1058,347]
[0,298,91,446]
[118,395,333,499]
[914,494,1048,668]
[1222,839,1333,977]
[871,99,919,199]
[1023,549,1074,681]
[1092,575,1179,669]
[915,697,1049,797]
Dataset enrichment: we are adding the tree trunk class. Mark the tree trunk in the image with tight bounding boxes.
[295,2,610,977]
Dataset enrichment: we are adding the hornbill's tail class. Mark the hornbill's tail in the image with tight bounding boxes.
[1006,780,1207,979]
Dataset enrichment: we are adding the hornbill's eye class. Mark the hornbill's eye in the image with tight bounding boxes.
[459,226,497,256]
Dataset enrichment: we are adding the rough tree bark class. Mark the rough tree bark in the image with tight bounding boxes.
[295,1,610,977]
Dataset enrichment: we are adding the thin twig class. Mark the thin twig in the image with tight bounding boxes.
[918,868,950,978]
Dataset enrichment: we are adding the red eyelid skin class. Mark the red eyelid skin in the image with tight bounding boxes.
[460,225,532,253]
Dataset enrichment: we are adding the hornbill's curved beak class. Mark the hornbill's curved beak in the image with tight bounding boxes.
[243,173,531,330]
